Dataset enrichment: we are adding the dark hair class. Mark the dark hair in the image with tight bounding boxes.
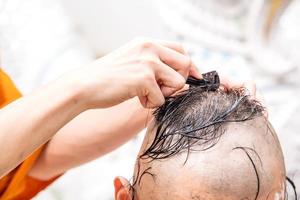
[140,86,264,160]
[133,86,297,200]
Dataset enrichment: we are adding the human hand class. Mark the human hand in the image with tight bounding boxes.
[62,38,200,109]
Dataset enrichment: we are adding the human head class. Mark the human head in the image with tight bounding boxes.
[114,86,295,200]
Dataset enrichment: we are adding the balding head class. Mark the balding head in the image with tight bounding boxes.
[114,87,292,200]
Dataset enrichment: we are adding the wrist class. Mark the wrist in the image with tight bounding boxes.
[55,68,104,110]
[46,78,88,117]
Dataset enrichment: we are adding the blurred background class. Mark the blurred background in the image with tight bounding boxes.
[1,0,300,199]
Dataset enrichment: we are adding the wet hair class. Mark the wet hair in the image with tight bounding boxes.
[133,86,297,200]
[140,86,264,160]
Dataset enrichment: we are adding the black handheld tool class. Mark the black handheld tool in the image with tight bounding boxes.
[186,71,220,91]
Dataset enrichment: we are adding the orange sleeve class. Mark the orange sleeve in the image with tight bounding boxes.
[0,69,22,107]
[0,147,60,200]
[0,69,60,200]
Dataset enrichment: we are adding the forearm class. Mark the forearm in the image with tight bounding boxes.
[29,98,149,180]
[0,81,85,178]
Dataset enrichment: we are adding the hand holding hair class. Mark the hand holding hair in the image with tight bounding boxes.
[61,38,201,109]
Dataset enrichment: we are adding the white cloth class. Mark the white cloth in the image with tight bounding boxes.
[0,0,94,94]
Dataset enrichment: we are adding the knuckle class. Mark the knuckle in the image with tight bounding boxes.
[138,40,156,51]
[157,96,165,106]
[179,76,186,85]
[141,69,154,83]
[176,43,185,52]
[141,41,154,50]
[184,56,192,69]
[132,37,155,52]
[151,94,165,108]
[176,76,186,88]
[141,57,159,68]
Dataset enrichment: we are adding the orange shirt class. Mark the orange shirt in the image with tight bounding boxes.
[0,69,58,200]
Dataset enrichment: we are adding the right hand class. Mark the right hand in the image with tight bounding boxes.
[62,38,200,109]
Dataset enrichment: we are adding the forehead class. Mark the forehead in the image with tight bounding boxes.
[135,119,285,200]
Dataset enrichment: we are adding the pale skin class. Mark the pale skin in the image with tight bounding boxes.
[28,98,148,180]
[0,37,257,182]
[114,118,286,200]
[28,78,257,181]
[0,38,200,178]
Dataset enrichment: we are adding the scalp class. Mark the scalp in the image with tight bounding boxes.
[133,87,286,200]
[135,118,286,200]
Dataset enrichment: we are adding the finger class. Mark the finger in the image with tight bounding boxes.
[189,61,202,79]
[157,40,186,54]
[152,61,186,96]
[139,78,165,108]
[161,84,190,97]
[157,40,202,78]
[138,96,148,108]
[154,43,192,79]
[160,86,181,97]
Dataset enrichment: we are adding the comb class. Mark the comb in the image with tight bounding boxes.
[186,71,220,91]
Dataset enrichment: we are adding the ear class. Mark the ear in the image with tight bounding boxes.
[114,176,133,200]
